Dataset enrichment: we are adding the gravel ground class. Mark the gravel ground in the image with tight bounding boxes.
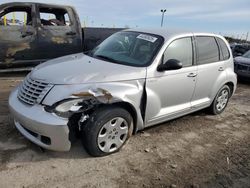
[0,74,249,188]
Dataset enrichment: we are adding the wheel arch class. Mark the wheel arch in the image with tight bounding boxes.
[112,102,138,134]
[210,70,236,103]
[224,81,235,97]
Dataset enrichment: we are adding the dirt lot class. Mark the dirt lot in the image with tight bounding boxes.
[0,74,249,188]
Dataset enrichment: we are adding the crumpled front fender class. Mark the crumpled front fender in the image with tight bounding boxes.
[42,79,146,132]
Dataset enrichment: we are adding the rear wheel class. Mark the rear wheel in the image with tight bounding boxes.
[209,85,231,115]
[82,106,133,157]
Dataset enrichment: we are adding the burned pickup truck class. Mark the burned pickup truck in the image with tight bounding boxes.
[0,2,122,72]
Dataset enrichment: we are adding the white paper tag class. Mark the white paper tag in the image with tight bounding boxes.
[137,34,158,43]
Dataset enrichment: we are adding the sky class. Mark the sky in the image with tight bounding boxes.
[1,0,250,40]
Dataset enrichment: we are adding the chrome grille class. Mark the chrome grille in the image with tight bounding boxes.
[17,76,53,105]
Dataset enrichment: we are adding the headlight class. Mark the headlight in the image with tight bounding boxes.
[55,98,83,113]
[48,98,98,118]
[46,98,85,118]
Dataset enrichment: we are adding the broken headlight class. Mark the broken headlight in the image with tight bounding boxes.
[45,98,97,118]
[55,98,84,113]
[44,98,84,118]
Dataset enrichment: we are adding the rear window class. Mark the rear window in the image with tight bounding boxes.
[196,36,220,65]
[217,38,230,60]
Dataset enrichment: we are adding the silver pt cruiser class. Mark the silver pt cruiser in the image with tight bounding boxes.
[9,28,237,157]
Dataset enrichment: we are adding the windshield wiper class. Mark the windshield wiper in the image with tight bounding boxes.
[84,50,93,56]
[94,55,119,63]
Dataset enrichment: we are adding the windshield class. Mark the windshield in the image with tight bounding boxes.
[243,50,250,58]
[88,31,164,67]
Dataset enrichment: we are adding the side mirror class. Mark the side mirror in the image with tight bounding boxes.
[157,59,183,71]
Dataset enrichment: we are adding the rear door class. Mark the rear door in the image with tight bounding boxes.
[36,5,82,61]
[0,4,38,69]
[191,36,226,108]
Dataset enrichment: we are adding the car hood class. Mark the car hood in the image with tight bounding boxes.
[234,56,250,65]
[30,53,146,84]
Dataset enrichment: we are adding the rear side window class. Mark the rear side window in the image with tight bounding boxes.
[217,38,230,60]
[164,37,193,67]
[196,36,220,65]
[39,7,71,26]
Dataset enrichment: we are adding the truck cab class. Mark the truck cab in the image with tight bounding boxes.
[0,2,82,71]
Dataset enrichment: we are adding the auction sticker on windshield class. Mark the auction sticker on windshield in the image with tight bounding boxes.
[137,34,158,43]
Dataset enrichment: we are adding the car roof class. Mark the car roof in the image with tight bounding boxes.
[0,2,73,9]
[126,28,222,41]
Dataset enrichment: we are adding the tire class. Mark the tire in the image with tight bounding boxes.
[209,85,231,115]
[82,106,133,157]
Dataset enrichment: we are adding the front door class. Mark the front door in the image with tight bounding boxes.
[0,4,38,69]
[145,37,197,126]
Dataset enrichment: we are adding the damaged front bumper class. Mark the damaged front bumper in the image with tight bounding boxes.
[9,89,71,151]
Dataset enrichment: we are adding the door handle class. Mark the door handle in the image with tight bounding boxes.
[66,31,76,36]
[21,31,34,38]
[187,73,197,77]
[218,67,224,71]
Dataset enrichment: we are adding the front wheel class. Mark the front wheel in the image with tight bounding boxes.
[82,106,133,157]
[209,85,231,115]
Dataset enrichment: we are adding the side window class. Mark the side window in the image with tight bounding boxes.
[217,38,230,60]
[0,7,32,26]
[164,37,193,67]
[39,7,71,26]
[196,36,220,65]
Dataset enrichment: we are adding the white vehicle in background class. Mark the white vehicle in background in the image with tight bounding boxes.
[9,28,237,157]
